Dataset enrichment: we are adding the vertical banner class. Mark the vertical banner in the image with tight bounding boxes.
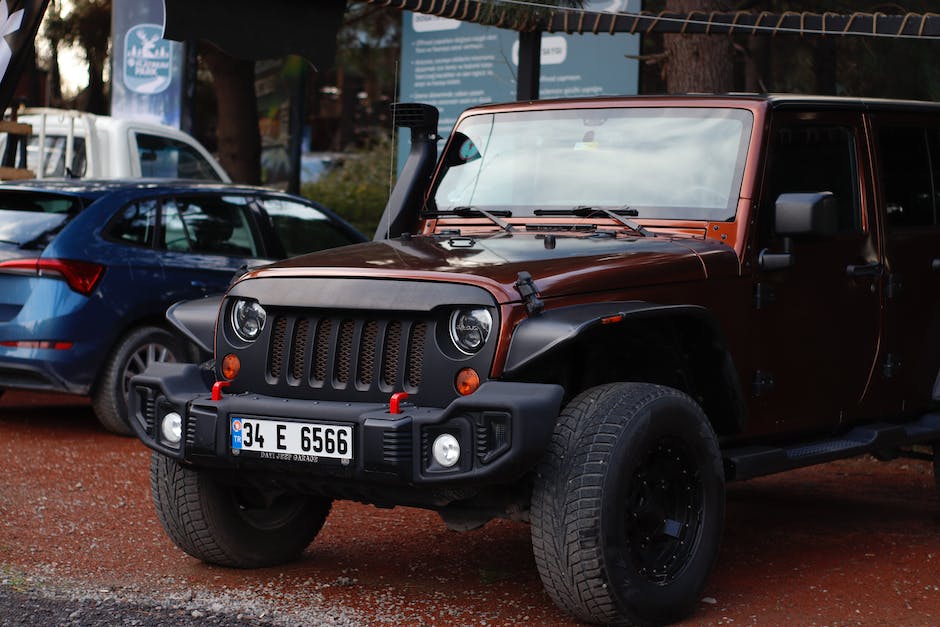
[398,0,641,169]
[111,0,184,127]
[0,0,49,114]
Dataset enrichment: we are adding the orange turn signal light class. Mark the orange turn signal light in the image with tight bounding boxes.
[455,368,480,396]
[221,353,241,380]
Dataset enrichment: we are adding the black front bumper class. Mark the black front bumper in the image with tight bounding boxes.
[130,362,564,488]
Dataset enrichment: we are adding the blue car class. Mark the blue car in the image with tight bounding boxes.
[0,180,365,434]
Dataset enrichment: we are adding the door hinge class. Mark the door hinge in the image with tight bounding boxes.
[752,370,776,397]
[883,353,900,379]
[753,283,776,310]
[886,273,903,299]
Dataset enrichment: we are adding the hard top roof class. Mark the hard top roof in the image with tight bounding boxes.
[463,93,940,114]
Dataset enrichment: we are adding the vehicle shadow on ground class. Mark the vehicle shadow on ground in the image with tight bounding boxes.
[0,391,101,434]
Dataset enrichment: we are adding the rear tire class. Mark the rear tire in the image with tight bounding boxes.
[531,382,725,625]
[150,453,331,568]
[93,326,185,435]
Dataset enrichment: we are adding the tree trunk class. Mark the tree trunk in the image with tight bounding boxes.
[84,53,108,114]
[663,0,734,93]
[49,40,62,105]
[201,44,261,185]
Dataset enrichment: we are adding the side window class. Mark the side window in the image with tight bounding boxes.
[27,135,87,178]
[878,126,935,229]
[259,197,358,258]
[161,196,260,256]
[136,133,222,181]
[108,199,157,246]
[768,125,861,232]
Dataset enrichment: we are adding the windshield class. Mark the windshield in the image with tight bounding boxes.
[431,107,753,221]
[0,192,85,250]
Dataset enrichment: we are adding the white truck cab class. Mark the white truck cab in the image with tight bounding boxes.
[2,108,230,181]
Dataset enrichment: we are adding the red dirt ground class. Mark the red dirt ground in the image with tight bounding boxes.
[2,389,940,625]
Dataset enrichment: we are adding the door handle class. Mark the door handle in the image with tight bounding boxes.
[932,258,940,272]
[846,262,883,278]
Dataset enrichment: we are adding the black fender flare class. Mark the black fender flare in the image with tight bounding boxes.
[165,296,223,356]
[502,301,747,433]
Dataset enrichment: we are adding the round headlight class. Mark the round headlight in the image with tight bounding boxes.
[449,308,492,355]
[231,299,267,343]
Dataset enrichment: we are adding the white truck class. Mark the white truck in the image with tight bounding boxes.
[1,108,230,181]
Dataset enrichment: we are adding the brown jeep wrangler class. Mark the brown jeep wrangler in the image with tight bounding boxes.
[131,95,940,625]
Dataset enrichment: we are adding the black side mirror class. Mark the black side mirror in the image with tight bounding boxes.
[759,192,839,272]
[775,191,839,237]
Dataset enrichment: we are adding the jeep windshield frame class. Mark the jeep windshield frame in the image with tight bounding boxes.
[428,106,753,222]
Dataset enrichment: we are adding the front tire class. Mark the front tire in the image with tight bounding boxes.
[150,453,332,568]
[93,326,185,435]
[531,383,725,625]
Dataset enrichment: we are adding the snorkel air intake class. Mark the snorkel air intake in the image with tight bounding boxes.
[373,103,440,240]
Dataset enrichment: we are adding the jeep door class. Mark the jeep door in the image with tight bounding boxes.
[870,113,940,413]
[751,110,881,434]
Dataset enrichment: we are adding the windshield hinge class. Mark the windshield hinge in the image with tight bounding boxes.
[514,271,544,316]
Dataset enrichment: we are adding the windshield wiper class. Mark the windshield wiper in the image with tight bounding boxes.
[534,206,652,237]
[426,205,514,232]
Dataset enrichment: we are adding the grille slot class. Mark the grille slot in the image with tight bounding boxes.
[357,321,378,387]
[268,316,288,379]
[312,319,332,384]
[290,318,310,383]
[382,321,402,388]
[265,313,429,396]
[335,320,356,387]
[406,322,427,389]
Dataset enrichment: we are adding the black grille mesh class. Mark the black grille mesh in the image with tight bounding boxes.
[269,316,288,379]
[264,314,426,394]
[290,318,309,382]
[335,320,355,386]
[406,323,427,389]
[313,319,332,384]
[358,321,378,386]
[382,322,402,387]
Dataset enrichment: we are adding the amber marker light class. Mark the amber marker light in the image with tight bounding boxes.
[455,368,480,396]
[221,353,241,380]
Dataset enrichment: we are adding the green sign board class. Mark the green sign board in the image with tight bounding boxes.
[398,1,641,168]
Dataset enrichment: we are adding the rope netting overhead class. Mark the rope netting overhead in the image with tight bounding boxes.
[365,0,940,39]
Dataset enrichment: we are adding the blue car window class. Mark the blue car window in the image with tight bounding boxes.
[161,196,259,257]
[0,191,84,250]
[108,199,157,247]
[259,197,358,257]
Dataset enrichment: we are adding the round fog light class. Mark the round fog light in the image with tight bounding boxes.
[161,412,182,444]
[432,433,460,468]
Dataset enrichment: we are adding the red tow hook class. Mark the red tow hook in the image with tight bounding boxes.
[211,380,231,401]
[389,392,410,414]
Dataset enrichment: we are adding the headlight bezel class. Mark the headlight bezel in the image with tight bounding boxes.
[448,307,493,355]
[230,298,267,344]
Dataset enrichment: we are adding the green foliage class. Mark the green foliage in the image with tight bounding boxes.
[301,136,397,237]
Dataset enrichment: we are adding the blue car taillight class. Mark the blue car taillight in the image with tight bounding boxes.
[0,258,105,295]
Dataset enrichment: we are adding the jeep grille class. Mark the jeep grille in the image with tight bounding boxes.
[266,313,428,394]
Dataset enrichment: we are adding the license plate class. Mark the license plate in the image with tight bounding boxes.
[230,416,353,462]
